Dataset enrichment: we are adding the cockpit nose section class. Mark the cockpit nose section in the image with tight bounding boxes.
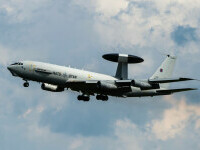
[7,65,12,71]
[7,65,16,72]
[7,62,24,76]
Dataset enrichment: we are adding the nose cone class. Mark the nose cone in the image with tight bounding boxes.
[7,65,12,71]
[7,65,18,76]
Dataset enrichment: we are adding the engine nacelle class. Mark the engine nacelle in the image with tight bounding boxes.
[41,83,64,92]
[131,80,159,90]
[97,81,118,91]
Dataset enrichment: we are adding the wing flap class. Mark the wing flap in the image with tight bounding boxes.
[157,88,197,94]
[149,77,195,83]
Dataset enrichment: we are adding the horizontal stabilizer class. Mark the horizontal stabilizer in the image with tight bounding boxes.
[157,88,197,94]
[149,77,195,83]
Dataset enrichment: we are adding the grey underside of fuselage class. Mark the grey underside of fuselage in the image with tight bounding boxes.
[15,67,67,86]
[25,73,66,85]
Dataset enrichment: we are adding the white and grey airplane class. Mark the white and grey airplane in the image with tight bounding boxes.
[7,53,197,101]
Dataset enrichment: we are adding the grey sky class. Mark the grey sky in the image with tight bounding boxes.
[0,0,200,150]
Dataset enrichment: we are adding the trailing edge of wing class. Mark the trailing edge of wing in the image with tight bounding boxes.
[149,77,195,83]
[156,88,197,94]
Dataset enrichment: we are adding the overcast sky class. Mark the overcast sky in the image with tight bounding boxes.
[0,0,200,150]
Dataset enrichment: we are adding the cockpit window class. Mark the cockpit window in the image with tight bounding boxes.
[11,63,18,65]
[11,62,23,66]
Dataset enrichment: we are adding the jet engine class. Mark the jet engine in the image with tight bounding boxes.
[97,81,118,91]
[41,83,64,92]
[131,80,159,90]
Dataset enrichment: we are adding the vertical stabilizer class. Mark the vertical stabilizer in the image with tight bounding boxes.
[150,55,177,88]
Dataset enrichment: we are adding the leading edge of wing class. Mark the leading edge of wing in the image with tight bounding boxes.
[156,88,198,94]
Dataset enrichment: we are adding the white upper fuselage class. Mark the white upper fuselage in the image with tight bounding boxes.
[7,60,162,98]
[8,61,117,85]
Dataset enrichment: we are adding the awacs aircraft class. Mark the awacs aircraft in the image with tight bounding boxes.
[7,53,197,101]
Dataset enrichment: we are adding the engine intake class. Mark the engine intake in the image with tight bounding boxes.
[41,83,64,92]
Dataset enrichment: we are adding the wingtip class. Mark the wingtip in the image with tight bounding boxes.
[189,88,198,91]
[181,77,199,81]
[189,78,200,82]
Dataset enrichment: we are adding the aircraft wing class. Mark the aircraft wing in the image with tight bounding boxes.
[65,80,98,86]
[156,88,197,94]
[65,80,98,95]
[149,77,195,83]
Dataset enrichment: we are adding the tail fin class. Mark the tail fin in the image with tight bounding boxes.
[150,55,177,88]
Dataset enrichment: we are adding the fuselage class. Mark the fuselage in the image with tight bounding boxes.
[7,61,164,98]
[7,53,196,101]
